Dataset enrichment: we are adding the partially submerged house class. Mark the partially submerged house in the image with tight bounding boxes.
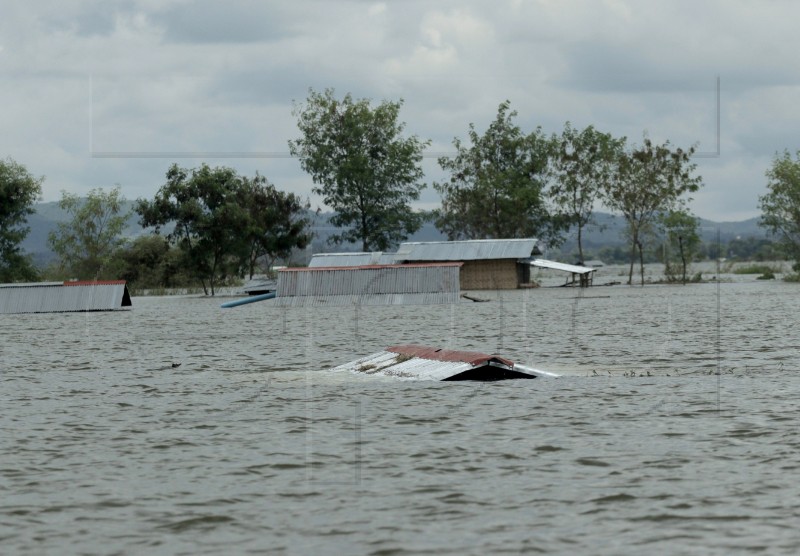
[393,238,541,290]
[275,263,462,306]
[331,344,560,381]
[0,280,132,314]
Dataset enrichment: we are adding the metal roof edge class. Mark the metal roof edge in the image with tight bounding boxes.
[280,262,464,272]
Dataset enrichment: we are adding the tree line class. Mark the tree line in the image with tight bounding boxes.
[0,161,311,294]
[3,88,800,289]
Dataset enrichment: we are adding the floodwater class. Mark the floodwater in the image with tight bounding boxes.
[2,269,800,555]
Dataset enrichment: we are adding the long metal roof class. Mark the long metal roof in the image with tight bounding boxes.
[275,263,461,306]
[0,280,133,314]
[394,238,540,262]
[331,349,481,380]
[329,345,558,380]
[529,259,597,274]
[308,252,395,267]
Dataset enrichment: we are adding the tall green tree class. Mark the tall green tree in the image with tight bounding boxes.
[136,164,250,295]
[240,174,311,279]
[48,187,129,280]
[549,122,624,264]
[137,164,311,295]
[759,150,800,271]
[289,88,429,251]
[433,101,567,243]
[113,235,195,291]
[603,136,703,285]
[660,209,701,284]
[0,158,43,282]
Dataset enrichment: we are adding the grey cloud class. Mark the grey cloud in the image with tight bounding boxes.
[558,40,798,95]
[41,4,119,37]
[156,1,297,44]
[556,41,716,94]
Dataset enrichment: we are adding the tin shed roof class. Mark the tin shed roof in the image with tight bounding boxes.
[0,280,132,314]
[329,344,557,381]
[394,238,540,262]
[275,263,462,306]
[529,259,597,274]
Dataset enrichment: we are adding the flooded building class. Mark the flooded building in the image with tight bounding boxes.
[0,280,132,314]
[393,238,541,290]
[275,263,462,306]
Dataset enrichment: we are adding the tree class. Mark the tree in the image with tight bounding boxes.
[434,101,567,243]
[549,123,624,264]
[239,174,311,279]
[660,209,701,284]
[0,158,43,282]
[137,164,311,295]
[289,88,429,251]
[759,150,800,271]
[603,136,703,285]
[48,187,129,280]
[113,235,195,291]
[136,164,250,295]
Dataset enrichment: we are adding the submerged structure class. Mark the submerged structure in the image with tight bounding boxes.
[394,238,541,290]
[0,280,132,314]
[274,263,462,306]
[308,239,542,291]
[331,344,559,381]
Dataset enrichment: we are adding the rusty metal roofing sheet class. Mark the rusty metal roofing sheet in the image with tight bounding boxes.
[394,238,540,262]
[275,263,461,306]
[386,345,514,367]
[329,349,476,380]
[308,252,395,267]
[0,281,132,314]
[529,259,597,274]
[328,344,558,380]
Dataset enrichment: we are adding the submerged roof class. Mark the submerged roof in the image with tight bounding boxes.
[395,238,540,262]
[275,263,462,306]
[308,252,395,267]
[529,259,597,274]
[0,280,132,314]
[329,344,555,381]
[387,345,514,367]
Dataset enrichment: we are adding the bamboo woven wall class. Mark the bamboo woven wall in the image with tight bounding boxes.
[460,259,520,290]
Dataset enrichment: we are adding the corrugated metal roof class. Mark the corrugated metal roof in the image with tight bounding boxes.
[0,281,132,314]
[330,349,477,380]
[308,252,395,267]
[395,238,540,262]
[387,345,514,367]
[329,345,558,380]
[275,263,461,306]
[529,259,597,274]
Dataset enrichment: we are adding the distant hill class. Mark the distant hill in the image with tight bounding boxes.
[22,201,146,267]
[556,213,766,254]
[19,202,767,266]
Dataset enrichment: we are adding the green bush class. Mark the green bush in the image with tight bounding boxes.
[733,263,779,275]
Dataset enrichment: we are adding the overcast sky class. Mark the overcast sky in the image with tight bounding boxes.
[2,0,798,221]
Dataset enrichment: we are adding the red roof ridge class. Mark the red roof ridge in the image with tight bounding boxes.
[63,280,127,286]
[280,262,463,272]
[387,344,514,367]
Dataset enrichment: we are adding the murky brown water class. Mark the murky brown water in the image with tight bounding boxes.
[2,272,799,554]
